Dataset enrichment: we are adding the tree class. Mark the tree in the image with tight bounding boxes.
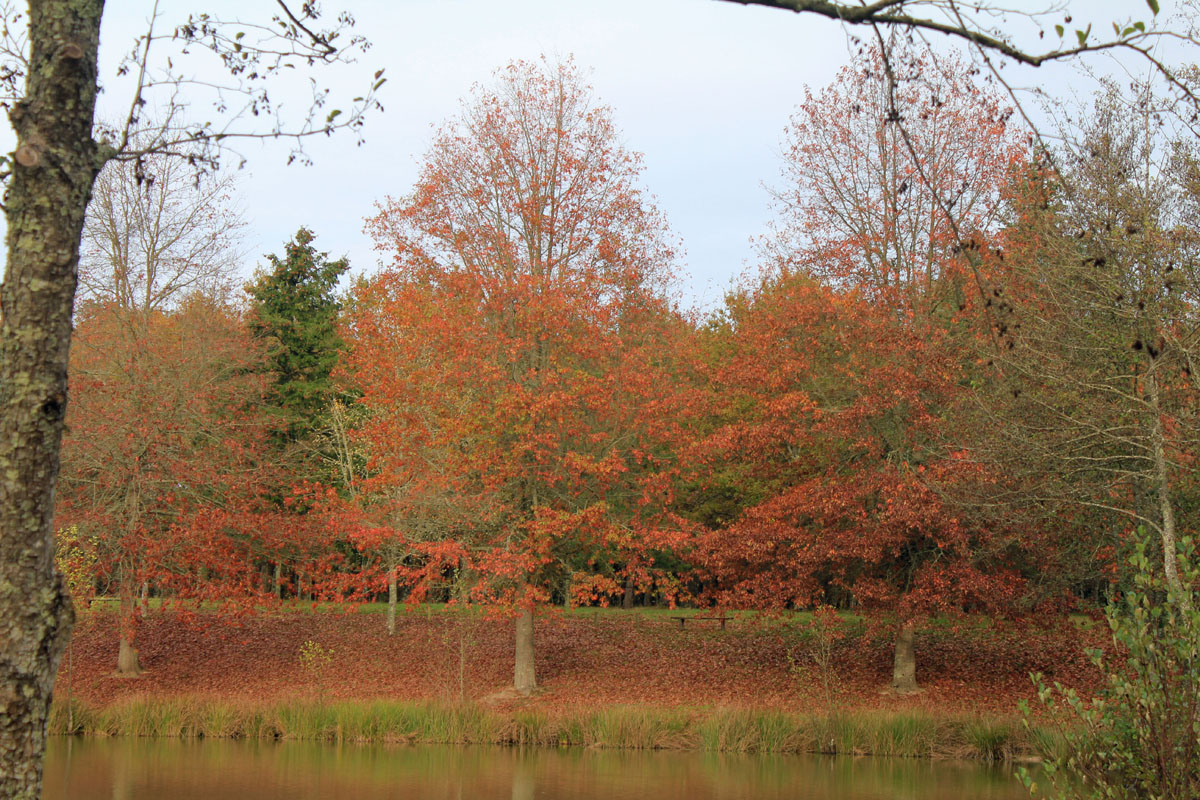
[54,148,267,675]
[701,270,1030,691]
[351,57,684,695]
[79,151,245,312]
[0,3,381,796]
[56,294,281,675]
[698,45,1034,691]
[720,45,1032,695]
[248,228,350,444]
[247,228,352,602]
[770,44,1024,317]
[975,84,1200,604]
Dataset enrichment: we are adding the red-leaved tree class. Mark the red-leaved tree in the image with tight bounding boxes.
[56,295,283,674]
[701,270,1031,691]
[770,43,1024,317]
[346,57,689,695]
[701,43,1033,691]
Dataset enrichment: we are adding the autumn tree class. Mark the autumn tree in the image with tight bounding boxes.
[699,44,1031,692]
[350,58,685,694]
[52,148,263,675]
[700,269,1035,691]
[56,294,281,674]
[0,4,382,795]
[975,83,1200,603]
[769,43,1024,316]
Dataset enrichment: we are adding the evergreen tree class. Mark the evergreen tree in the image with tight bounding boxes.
[248,228,351,442]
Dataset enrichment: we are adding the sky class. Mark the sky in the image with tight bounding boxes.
[2,0,1185,311]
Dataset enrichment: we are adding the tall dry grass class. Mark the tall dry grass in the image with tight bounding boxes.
[49,696,1052,761]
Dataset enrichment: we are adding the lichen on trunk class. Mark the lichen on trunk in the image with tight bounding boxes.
[0,2,106,797]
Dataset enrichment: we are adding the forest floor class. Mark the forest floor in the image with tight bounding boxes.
[58,603,1106,717]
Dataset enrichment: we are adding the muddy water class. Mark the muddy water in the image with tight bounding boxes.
[44,736,1032,799]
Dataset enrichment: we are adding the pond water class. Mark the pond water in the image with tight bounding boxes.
[44,736,1033,800]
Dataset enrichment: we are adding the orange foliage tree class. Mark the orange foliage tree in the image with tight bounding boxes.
[346,58,689,695]
[701,272,1032,690]
[700,44,1033,692]
[56,296,284,674]
[770,44,1023,316]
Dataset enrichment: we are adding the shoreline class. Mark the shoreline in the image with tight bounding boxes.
[49,697,1053,763]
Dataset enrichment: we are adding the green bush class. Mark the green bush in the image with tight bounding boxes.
[1021,537,1199,800]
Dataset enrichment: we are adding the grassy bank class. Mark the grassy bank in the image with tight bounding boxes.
[50,697,1055,762]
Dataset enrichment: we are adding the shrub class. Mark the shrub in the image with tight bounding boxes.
[1021,537,1199,800]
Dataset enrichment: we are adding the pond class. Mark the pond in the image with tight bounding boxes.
[44,736,1033,799]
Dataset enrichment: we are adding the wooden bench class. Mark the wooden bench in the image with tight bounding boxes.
[671,613,729,630]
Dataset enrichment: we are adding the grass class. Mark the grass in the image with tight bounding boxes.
[86,596,1097,637]
[49,696,1043,761]
[84,596,844,625]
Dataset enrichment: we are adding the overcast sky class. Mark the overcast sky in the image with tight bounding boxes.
[3,0,1182,311]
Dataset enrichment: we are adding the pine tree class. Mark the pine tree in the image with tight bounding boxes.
[248,228,350,442]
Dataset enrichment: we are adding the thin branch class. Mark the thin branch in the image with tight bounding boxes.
[274,0,337,58]
[716,0,1184,69]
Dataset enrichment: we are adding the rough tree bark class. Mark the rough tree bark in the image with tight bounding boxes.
[891,621,918,692]
[0,3,105,798]
[513,609,537,695]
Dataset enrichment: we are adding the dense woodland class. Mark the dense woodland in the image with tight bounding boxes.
[51,50,1200,707]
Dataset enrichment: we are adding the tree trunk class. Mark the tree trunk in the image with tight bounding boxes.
[891,620,918,692]
[117,634,141,676]
[387,566,398,636]
[65,641,73,733]
[0,4,104,797]
[274,561,282,599]
[622,573,635,609]
[116,591,141,676]
[514,609,537,695]
[1147,369,1189,610]
[459,629,468,702]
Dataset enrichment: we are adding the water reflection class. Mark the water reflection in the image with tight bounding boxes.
[44,736,1031,800]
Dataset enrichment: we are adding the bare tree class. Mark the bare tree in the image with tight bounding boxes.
[0,3,382,797]
[79,150,246,313]
[768,41,1026,317]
